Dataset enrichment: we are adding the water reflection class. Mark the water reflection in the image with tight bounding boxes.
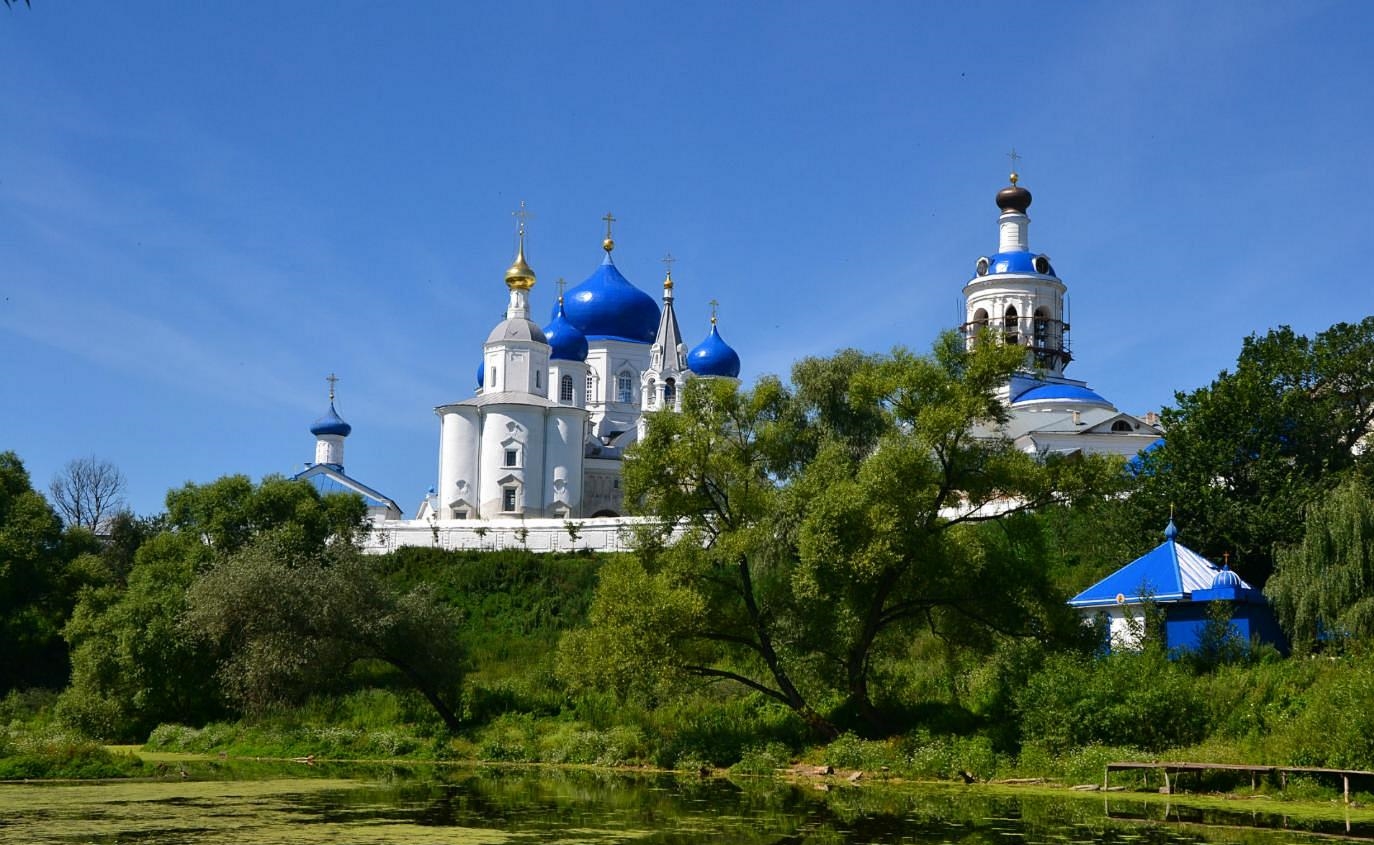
[0,765,1366,845]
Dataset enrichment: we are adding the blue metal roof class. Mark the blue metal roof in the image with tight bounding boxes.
[543,299,589,362]
[310,403,352,437]
[558,253,660,343]
[1069,522,1253,608]
[986,250,1055,277]
[688,323,741,378]
[1125,437,1166,476]
[1011,383,1113,407]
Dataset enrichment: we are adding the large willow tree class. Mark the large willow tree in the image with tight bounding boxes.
[1266,475,1374,653]
[559,334,1120,737]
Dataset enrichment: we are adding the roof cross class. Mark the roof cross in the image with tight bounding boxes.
[661,251,676,276]
[512,200,532,236]
[602,211,616,241]
[1007,148,1022,184]
[326,372,339,402]
[556,277,567,299]
[708,298,719,324]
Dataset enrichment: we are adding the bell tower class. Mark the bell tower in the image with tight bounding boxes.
[960,156,1071,378]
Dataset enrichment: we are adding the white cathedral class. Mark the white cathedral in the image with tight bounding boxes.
[294,176,1161,552]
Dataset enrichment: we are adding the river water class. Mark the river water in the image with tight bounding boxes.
[0,765,1367,844]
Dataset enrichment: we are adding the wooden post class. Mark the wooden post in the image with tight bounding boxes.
[1344,774,1350,805]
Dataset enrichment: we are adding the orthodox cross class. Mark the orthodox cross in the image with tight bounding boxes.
[326,372,339,402]
[556,277,567,299]
[1007,148,1022,184]
[661,251,676,276]
[602,211,616,241]
[513,200,532,236]
[708,298,719,324]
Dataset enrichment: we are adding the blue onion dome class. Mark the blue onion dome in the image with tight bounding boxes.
[1010,382,1113,409]
[310,402,352,437]
[558,252,660,343]
[1212,565,1244,589]
[476,360,485,388]
[688,322,741,378]
[543,298,589,362]
[982,251,1056,277]
[1164,519,1179,541]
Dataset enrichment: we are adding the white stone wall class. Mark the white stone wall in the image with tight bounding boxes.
[437,405,479,517]
[365,516,655,554]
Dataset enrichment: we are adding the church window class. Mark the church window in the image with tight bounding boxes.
[664,377,676,408]
[560,374,574,403]
[1111,420,1134,432]
[1003,306,1019,345]
[504,448,519,468]
[617,372,634,404]
[490,367,497,388]
[586,374,595,399]
[452,508,467,520]
[646,377,656,409]
[1033,307,1050,349]
[536,370,541,388]
[502,487,517,512]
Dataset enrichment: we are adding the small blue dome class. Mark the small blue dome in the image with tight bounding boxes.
[543,300,589,362]
[1211,565,1244,589]
[310,403,352,437]
[476,360,485,388]
[1011,383,1113,408]
[983,251,1055,277]
[558,253,660,343]
[688,323,741,378]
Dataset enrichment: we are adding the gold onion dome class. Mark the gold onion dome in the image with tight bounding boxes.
[505,238,535,290]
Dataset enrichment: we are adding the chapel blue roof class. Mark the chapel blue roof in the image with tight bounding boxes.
[985,250,1056,277]
[476,360,485,388]
[543,299,589,362]
[1069,521,1253,608]
[688,323,741,378]
[1011,383,1113,407]
[310,403,352,437]
[558,253,660,343]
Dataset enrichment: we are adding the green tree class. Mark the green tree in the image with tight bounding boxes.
[560,336,1119,737]
[58,532,225,739]
[183,539,466,732]
[0,452,107,693]
[1133,317,1374,586]
[59,475,368,739]
[1266,475,1374,653]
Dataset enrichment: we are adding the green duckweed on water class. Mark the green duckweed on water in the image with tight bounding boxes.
[3,765,1373,845]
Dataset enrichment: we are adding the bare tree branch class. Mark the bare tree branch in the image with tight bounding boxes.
[50,456,127,532]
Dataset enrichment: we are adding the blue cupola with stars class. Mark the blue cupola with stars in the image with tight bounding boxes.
[557,218,660,344]
[688,315,741,379]
[543,296,589,362]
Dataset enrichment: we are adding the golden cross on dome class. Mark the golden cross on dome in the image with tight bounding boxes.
[326,372,339,402]
[512,200,533,236]
[1007,148,1022,185]
[708,298,719,324]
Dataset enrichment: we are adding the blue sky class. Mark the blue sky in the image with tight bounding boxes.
[2,2,1369,518]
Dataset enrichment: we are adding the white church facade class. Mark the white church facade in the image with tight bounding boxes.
[289,176,1159,553]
